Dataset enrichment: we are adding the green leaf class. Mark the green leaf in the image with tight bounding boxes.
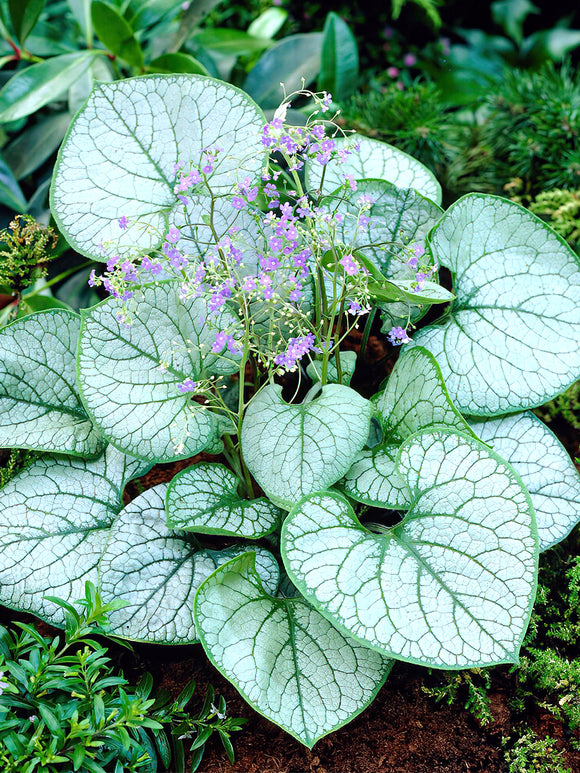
[3,112,71,180]
[306,135,442,205]
[317,12,358,101]
[306,350,357,386]
[491,0,538,44]
[194,552,392,747]
[325,179,442,279]
[243,33,323,109]
[166,463,282,538]
[469,412,580,551]
[241,383,372,509]
[282,429,538,668]
[376,347,474,443]
[341,347,473,508]
[8,0,45,44]
[192,28,271,56]
[0,150,26,211]
[247,8,287,39]
[148,53,209,75]
[78,282,238,463]
[411,194,580,415]
[50,74,266,259]
[0,449,128,624]
[91,1,144,70]
[100,484,280,642]
[0,52,96,124]
[0,310,105,457]
[67,0,93,43]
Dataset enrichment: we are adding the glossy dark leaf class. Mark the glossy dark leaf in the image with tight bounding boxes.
[318,12,358,100]
[91,1,144,70]
[8,0,45,44]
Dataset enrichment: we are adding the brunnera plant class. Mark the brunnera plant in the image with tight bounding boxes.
[0,73,579,749]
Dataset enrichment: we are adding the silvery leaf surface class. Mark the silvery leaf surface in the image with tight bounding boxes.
[341,347,473,508]
[0,310,104,457]
[166,463,282,538]
[241,383,372,509]
[469,412,580,551]
[99,485,280,643]
[0,451,125,624]
[283,429,538,669]
[305,134,441,204]
[411,194,580,415]
[50,74,266,259]
[323,179,442,277]
[194,552,392,747]
[306,351,357,385]
[78,281,239,462]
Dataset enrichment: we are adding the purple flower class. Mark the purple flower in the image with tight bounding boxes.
[403,53,417,67]
[231,196,245,210]
[118,216,128,230]
[178,378,197,393]
[166,226,181,244]
[387,66,399,78]
[88,269,98,287]
[340,254,359,276]
[387,326,412,345]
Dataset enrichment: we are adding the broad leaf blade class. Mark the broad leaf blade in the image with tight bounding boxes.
[0,52,95,123]
[377,346,474,442]
[166,463,282,538]
[283,430,538,668]
[101,486,280,642]
[78,282,237,462]
[341,347,473,507]
[0,310,105,457]
[469,412,580,551]
[325,179,442,278]
[0,453,124,624]
[341,445,411,508]
[194,552,392,747]
[412,194,580,415]
[50,74,266,259]
[306,135,442,205]
[241,383,372,509]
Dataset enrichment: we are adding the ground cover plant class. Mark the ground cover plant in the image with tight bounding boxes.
[0,72,579,754]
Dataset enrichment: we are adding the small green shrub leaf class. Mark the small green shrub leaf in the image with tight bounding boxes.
[283,429,538,668]
[0,310,105,457]
[50,75,266,259]
[241,383,372,509]
[412,195,580,415]
[78,282,238,462]
[469,412,580,551]
[306,135,442,204]
[166,463,282,538]
[194,552,392,747]
[100,485,280,643]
